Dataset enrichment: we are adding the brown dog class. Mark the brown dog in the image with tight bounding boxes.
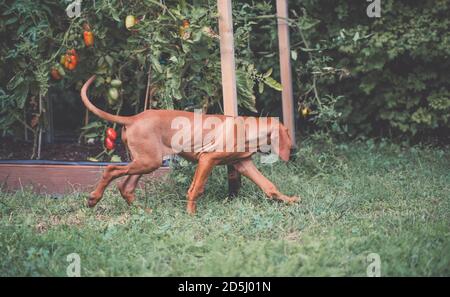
[81,75,299,214]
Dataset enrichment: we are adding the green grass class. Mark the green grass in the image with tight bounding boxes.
[1,138,449,276]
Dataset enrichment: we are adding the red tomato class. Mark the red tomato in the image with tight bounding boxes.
[106,128,117,141]
[64,49,78,70]
[105,137,115,150]
[83,31,94,47]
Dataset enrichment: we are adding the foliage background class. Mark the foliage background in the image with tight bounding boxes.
[0,0,449,155]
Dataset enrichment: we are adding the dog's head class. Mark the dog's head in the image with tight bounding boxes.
[270,120,292,162]
[278,123,292,161]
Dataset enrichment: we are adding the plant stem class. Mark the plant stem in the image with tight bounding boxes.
[296,21,322,107]
[94,149,107,160]
[13,114,35,134]
[23,109,28,142]
[30,128,38,160]
[144,63,152,111]
[146,0,177,20]
[37,93,43,160]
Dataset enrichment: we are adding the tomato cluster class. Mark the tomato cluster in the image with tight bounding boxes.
[104,128,117,151]
[51,49,78,80]
[107,79,122,106]
[50,23,95,80]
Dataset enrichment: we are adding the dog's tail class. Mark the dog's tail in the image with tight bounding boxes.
[81,75,132,125]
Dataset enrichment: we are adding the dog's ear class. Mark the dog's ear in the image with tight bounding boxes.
[278,124,292,162]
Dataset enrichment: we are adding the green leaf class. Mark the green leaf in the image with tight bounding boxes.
[169,56,178,63]
[97,57,105,67]
[258,81,264,94]
[172,88,183,100]
[263,68,273,78]
[83,132,99,138]
[110,155,122,162]
[236,70,257,112]
[7,75,24,90]
[105,55,114,67]
[14,82,29,108]
[111,11,121,23]
[151,55,163,73]
[81,121,103,130]
[192,30,203,42]
[136,54,146,66]
[263,77,282,91]
[291,50,298,61]
[5,17,18,26]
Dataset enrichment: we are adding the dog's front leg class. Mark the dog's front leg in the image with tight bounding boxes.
[186,156,217,215]
[233,159,300,203]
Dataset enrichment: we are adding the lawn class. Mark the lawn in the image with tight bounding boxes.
[0,138,449,276]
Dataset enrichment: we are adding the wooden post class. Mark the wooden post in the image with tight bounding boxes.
[217,0,241,197]
[218,0,238,116]
[276,0,296,146]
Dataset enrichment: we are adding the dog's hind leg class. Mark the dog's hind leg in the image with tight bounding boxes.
[88,164,130,207]
[116,126,141,204]
[88,160,160,208]
[117,174,142,205]
[233,159,299,204]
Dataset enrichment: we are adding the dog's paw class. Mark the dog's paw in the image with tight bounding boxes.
[122,193,136,205]
[287,196,300,204]
[87,198,97,208]
[279,195,300,204]
[186,202,197,216]
[87,192,100,208]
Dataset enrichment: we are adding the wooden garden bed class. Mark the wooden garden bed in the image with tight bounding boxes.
[0,160,170,196]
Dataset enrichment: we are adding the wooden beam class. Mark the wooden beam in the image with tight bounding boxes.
[218,0,238,116]
[276,0,296,146]
[0,163,169,195]
[217,0,240,196]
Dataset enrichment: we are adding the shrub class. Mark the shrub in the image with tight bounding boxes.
[292,0,450,140]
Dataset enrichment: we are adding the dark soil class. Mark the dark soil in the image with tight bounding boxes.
[0,137,129,162]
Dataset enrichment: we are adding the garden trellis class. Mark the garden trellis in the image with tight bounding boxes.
[217,0,296,194]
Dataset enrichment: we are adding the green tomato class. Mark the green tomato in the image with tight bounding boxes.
[110,79,122,88]
[107,97,116,106]
[56,65,66,77]
[108,87,119,101]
